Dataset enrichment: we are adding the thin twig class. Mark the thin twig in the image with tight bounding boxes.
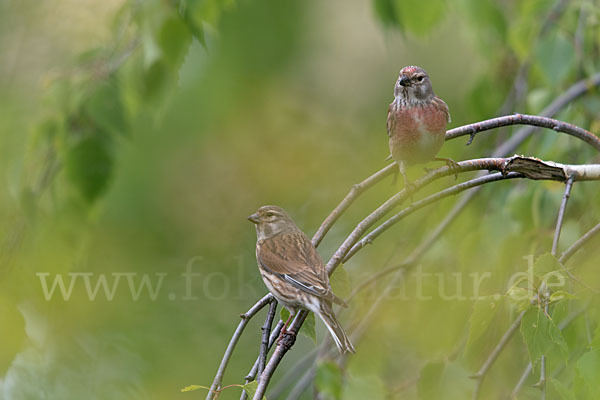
[334,157,598,271]
[253,311,309,399]
[552,176,575,256]
[312,163,397,247]
[205,294,273,400]
[240,320,284,400]
[493,73,600,158]
[344,171,524,262]
[539,307,549,400]
[258,300,277,377]
[471,311,526,400]
[559,222,600,263]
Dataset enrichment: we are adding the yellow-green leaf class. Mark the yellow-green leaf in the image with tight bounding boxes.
[181,384,209,392]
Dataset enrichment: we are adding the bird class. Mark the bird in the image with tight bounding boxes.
[247,205,355,354]
[387,65,456,186]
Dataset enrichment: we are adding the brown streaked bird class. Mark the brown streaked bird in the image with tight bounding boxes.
[387,65,455,186]
[248,205,355,354]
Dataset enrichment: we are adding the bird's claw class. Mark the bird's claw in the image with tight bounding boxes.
[435,157,460,180]
[277,331,296,350]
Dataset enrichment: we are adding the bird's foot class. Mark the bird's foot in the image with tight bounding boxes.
[277,330,296,350]
[435,157,460,180]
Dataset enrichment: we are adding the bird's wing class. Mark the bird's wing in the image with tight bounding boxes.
[433,96,451,123]
[258,231,332,300]
[386,102,394,137]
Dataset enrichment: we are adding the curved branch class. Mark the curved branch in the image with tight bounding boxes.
[252,158,600,400]
[344,171,523,262]
[446,114,600,151]
[552,177,575,256]
[313,73,600,259]
[205,294,274,400]
[559,222,600,263]
[313,163,397,247]
[246,75,600,398]
[471,311,526,400]
[258,301,278,377]
[330,157,599,273]
[240,320,284,400]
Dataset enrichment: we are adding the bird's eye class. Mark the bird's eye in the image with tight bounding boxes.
[416,76,424,82]
[266,212,275,217]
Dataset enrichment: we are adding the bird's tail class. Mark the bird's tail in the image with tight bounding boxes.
[318,302,355,354]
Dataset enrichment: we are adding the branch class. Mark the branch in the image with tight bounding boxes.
[471,311,527,400]
[205,294,273,400]
[494,72,600,158]
[312,163,397,247]
[239,320,284,400]
[253,312,309,399]
[337,157,599,269]
[559,222,600,264]
[537,303,550,399]
[252,158,600,399]
[239,74,600,399]
[446,114,600,151]
[344,171,523,262]
[258,301,278,377]
[552,176,575,256]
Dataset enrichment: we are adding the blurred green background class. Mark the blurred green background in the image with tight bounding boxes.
[1,0,600,399]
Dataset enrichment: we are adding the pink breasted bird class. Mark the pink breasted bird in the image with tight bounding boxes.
[387,66,454,186]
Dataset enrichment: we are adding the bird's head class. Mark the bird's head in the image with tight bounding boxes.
[248,205,297,239]
[394,65,435,103]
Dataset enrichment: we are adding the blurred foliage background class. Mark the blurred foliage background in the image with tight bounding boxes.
[1,0,600,399]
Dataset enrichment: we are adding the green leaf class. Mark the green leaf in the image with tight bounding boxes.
[575,349,600,398]
[520,307,568,370]
[549,290,575,303]
[279,309,316,343]
[392,0,446,36]
[461,0,506,42]
[466,296,504,349]
[181,384,209,392]
[373,0,400,27]
[330,266,351,299]
[302,312,317,343]
[535,31,575,85]
[242,381,266,400]
[179,0,206,46]
[315,361,342,400]
[82,78,128,137]
[64,115,114,203]
[417,362,445,400]
[589,323,600,350]
[142,59,169,99]
[156,16,192,67]
[549,377,576,400]
[280,307,290,322]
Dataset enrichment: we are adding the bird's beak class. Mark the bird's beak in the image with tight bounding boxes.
[399,76,410,87]
[247,213,260,224]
